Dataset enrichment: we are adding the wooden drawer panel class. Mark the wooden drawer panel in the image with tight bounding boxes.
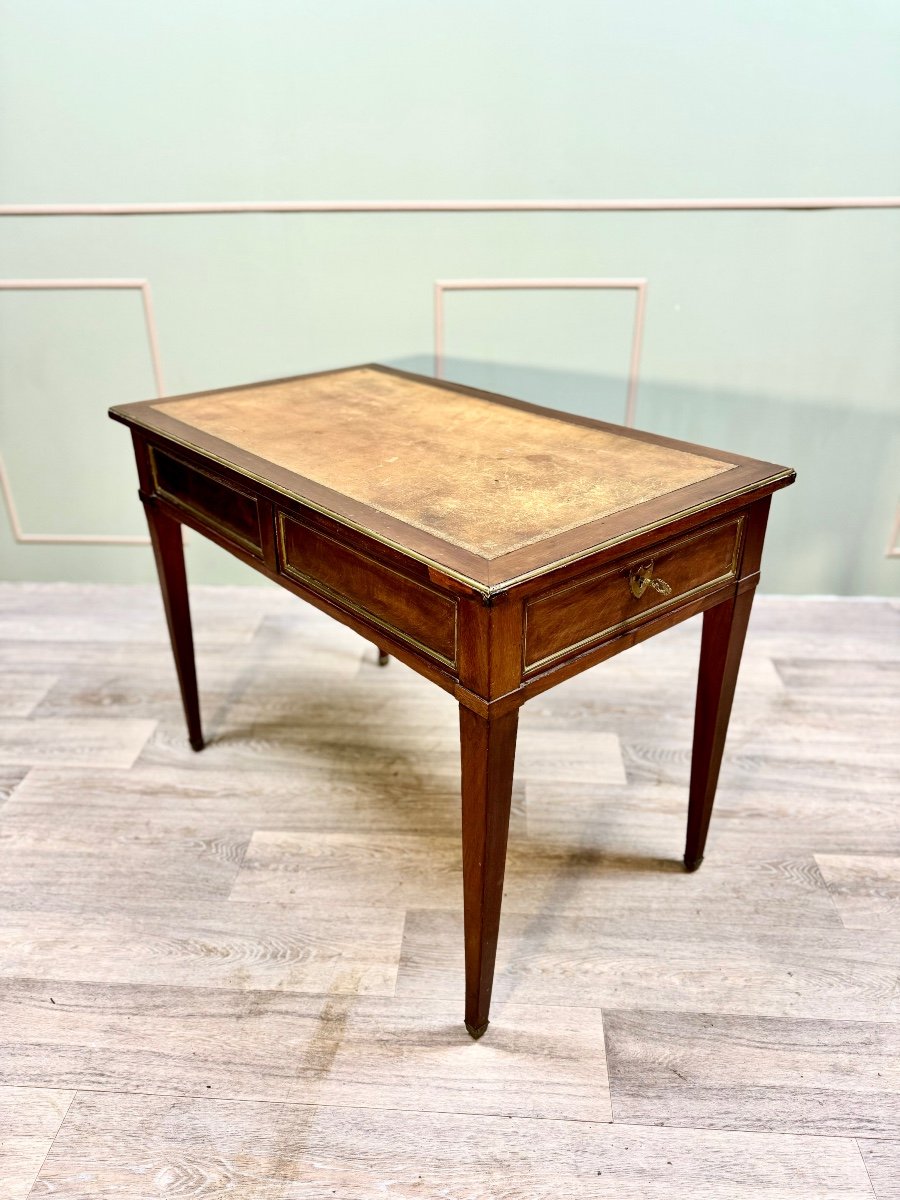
[277,513,458,667]
[150,447,264,557]
[525,515,744,671]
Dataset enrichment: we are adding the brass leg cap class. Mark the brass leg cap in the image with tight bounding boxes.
[377,651,390,667]
[465,1019,489,1040]
[684,855,703,873]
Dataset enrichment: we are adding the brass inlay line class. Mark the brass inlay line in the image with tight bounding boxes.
[129,412,791,596]
[523,515,745,673]
[275,511,459,670]
[149,446,264,558]
[525,572,736,674]
[149,368,733,558]
[498,479,778,592]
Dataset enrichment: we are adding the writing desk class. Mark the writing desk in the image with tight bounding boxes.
[110,364,795,1038]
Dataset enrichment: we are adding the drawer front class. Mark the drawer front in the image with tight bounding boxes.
[150,447,264,557]
[277,512,458,667]
[525,515,744,671]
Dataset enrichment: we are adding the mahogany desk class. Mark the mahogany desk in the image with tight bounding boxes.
[110,365,795,1038]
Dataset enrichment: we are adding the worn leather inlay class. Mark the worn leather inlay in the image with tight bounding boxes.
[152,368,733,558]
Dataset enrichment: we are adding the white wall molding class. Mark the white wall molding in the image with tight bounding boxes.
[1,198,896,564]
[433,277,647,426]
[0,278,165,546]
[886,502,900,559]
[1,197,899,216]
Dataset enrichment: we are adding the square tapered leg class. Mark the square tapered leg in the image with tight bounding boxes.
[143,499,204,752]
[684,586,755,871]
[459,705,519,1037]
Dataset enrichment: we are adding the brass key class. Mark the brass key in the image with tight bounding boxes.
[629,562,673,600]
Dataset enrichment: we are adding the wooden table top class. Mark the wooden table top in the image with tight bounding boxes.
[112,364,793,589]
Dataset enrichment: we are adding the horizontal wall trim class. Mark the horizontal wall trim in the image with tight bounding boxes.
[434,277,647,288]
[1,197,899,216]
[0,277,150,288]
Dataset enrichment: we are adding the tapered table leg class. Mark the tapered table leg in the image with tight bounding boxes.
[143,500,204,752]
[459,704,519,1038]
[684,587,755,871]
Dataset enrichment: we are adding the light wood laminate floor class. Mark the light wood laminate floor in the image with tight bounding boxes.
[0,583,897,1199]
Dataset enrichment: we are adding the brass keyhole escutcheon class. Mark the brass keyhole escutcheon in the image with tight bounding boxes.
[629,561,673,600]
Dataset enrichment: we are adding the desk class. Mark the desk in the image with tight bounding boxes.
[111,364,795,1038]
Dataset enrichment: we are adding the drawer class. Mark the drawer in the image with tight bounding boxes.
[524,515,744,671]
[277,512,458,667]
[149,446,265,558]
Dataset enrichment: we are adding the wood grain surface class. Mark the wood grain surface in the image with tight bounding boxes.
[604,1007,900,1137]
[31,1092,877,1200]
[858,1139,900,1200]
[815,854,900,930]
[0,718,156,769]
[0,1086,74,1200]
[0,584,896,1197]
[0,767,28,809]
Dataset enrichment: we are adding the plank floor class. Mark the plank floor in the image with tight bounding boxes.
[0,582,897,1198]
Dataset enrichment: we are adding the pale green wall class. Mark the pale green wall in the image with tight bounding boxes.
[1,0,898,593]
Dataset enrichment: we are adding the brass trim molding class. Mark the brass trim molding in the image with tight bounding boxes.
[149,446,265,559]
[522,514,745,673]
[128,413,792,598]
[275,511,459,671]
